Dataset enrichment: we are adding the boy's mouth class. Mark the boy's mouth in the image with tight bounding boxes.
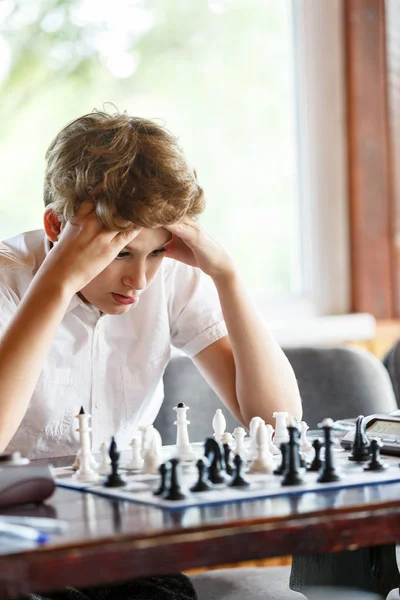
[111,293,137,305]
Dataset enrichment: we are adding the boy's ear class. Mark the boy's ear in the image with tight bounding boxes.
[43,205,62,242]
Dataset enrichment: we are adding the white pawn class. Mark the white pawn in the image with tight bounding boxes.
[97,442,111,475]
[299,421,313,452]
[174,403,196,460]
[273,411,290,447]
[266,424,280,455]
[249,416,265,459]
[232,427,247,459]
[125,438,143,470]
[247,422,274,474]
[221,432,233,446]
[142,428,162,475]
[212,409,226,442]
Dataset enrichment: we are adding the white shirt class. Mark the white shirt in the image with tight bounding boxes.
[0,230,227,459]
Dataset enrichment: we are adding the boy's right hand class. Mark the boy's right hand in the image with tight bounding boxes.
[39,198,142,295]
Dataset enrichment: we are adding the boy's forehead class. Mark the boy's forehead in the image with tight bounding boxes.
[125,227,172,250]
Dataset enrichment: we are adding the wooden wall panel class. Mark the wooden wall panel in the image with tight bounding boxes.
[345,0,394,317]
[386,0,400,316]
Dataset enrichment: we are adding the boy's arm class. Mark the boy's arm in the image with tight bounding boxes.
[0,277,73,450]
[0,199,141,451]
[165,218,302,427]
[193,272,302,426]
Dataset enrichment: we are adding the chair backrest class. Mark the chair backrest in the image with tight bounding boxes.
[383,339,400,405]
[154,345,398,443]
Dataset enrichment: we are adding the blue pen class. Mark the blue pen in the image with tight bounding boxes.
[0,521,49,544]
[0,516,68,534]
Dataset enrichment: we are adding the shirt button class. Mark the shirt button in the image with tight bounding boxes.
[95,402,100,409]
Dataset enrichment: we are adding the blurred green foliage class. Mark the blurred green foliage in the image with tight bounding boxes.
[0,0,299,298]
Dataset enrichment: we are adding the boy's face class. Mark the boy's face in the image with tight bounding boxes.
[79,227,172,314]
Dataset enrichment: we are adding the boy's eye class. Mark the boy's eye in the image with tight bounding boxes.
[116,252,130,259]
[151,248,167,257]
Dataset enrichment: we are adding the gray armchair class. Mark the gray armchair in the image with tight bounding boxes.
[153,345,398,600]
[155,345,398,444]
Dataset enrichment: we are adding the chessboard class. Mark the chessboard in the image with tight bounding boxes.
[54,441,400,511]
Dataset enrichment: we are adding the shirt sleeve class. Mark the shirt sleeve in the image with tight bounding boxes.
[166,261,228,358]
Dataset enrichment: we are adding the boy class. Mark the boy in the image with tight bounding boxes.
[0,109,301,598]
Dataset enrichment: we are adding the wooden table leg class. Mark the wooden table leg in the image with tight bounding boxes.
[290,544,399,598]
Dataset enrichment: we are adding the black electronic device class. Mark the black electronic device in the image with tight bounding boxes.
[340,413,400,456]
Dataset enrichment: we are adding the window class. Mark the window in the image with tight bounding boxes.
[0,0,349,319]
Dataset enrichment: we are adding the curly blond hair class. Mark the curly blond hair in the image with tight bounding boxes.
[44,109,205,230]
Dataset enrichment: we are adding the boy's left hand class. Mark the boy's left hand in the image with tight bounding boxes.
[165,217,236,283]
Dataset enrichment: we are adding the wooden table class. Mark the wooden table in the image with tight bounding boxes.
[0,458,399,599]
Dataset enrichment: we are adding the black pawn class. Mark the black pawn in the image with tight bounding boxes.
[273,442,288,475]
[307,439,324,472]
[153,462,169,496]
[349,415,370,462]
[223,443,234,476]
[229,454,250,488]
[104,437,126,488]
[364,438,388,472]
[317,420,341,483]
[190,459,213,492]
[164,458,187,501]
[281,426,304,486]
[204,438,226,484]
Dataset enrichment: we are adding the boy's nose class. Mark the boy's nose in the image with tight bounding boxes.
[122,270,146,293]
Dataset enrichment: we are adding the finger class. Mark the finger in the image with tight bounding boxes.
[165,218,201,240]
[115,225,143,248]
[72,198,96,222]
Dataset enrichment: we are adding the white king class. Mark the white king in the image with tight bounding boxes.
[174,402,196,460]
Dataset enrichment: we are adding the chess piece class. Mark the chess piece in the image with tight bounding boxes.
[126,437,144,470]
[248,422,274,474]
[153,463,169,496]
[317,418,341,483]
[142,427,162,475]
[229,454,250,488]
[212,409,226,443]
[74,407,100,483]
[164,458,187,501]
[299,421,313,452]
[139,424,149,458]
[98,442,111,475]
[266,424,280,455]
[281,425,304,486]
[190,459,213,492]
[249,416,265,459]
[232,427,247,459]
[273,442,288,475]
[204,437,226,484]
[174,403,196,460]
[221,432,234,475]
[349,415,370,462]
[273,411,289,447]
[364,438,388,472]
[104,437,126,488]
[307,439,324,472]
